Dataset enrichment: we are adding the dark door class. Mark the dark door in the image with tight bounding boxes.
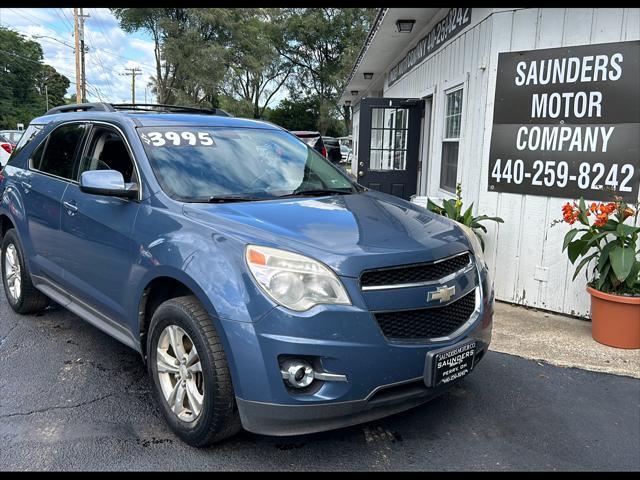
[357,98,423,200]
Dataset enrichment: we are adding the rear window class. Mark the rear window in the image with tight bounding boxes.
[6,125,45,164]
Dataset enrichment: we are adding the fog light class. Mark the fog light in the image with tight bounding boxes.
[280,359,315,389]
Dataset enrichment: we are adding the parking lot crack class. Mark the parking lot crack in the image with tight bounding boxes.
[0,320,20,351]
[0,392,116,419]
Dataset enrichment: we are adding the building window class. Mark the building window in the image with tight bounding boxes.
[369,107,408,171]
[440,87,463,192]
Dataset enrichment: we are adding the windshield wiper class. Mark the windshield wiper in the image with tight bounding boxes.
[278,189,354,198]
[185,195,265,203]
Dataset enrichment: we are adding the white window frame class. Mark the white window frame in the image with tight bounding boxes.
[439,83,465,194]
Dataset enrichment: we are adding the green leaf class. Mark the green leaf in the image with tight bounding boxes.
[617,223,640,236]
[572,252,598,281]
[585,231,610,248]
[577,198,589,225]
[601,219,619,231]
[596,263,611,290]
[443,199,458,220]
[609,246,636,282]
[567,240,588,264]
[563,229,579,251]
[426,198,443,214]
[578,197,586,214]
[597,241,616,272]
[626,261,640,289]
[474,215,504,224]
[462,205,473,225]
[471,222,488,233]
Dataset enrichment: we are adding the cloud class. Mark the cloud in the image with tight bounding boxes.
[3,7,157,103]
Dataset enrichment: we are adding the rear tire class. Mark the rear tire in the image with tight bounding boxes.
[1,229,49,314]
[147,295,241,447]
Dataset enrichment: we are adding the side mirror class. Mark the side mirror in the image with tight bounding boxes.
[79,170,138,199]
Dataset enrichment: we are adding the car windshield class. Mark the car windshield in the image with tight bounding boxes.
[138,126,357,201]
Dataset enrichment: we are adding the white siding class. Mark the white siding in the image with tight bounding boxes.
[355,7,639,317]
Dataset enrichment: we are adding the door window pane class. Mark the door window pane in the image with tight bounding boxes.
[34,123,85,180]
[79,127,137,183]
[369,107,409,171]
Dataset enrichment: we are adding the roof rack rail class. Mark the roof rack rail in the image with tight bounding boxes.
[44,102,115,115]
[111,103,232,117]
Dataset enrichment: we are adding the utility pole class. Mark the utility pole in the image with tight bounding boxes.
[73,8,81,102]
[79,8,89,103]
[73,8,90,103]
[124,67,142,104]
[44,84,49,111]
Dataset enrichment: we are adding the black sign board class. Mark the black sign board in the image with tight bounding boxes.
[488,41,640,202]
[388,8,472,87]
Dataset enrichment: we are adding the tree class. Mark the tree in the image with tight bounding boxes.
[36,64,70,110]
[266,97,320,131]
[0,27,69,127]
[112,8,188,104]
[220,9,292,119]
[275,8,375,133]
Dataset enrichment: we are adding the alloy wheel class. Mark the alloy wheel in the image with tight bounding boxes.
[156,325,204,423]
[4,244,21,302]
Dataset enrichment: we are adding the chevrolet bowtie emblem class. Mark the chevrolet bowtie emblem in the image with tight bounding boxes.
[428,285,456,303]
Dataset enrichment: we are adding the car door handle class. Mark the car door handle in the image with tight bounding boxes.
[63,201,78,214]
[21,180,31,192]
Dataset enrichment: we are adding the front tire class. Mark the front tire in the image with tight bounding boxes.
[1,229,49,314]
[147,295,241,447]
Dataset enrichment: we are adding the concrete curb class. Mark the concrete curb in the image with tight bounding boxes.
[489,301,640,379]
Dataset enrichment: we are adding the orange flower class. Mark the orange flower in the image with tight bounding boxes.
[623,207,635,219]
[589,202,598,213]
[594,212,609,227]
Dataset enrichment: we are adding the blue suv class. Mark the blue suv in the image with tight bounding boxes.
[0,103,493,446]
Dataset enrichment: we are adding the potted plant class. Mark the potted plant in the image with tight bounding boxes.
[558,197,640,349]
[426,183,504,251]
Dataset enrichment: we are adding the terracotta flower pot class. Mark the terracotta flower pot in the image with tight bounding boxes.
[587,286,640,349]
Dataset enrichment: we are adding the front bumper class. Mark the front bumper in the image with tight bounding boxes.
[236,343,489,436]
[220,266,494,436]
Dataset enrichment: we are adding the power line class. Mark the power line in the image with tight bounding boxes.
[0,48,102,100]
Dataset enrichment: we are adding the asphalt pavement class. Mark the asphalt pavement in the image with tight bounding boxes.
[1,292,639,471]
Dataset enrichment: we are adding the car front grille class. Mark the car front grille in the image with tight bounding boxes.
[360,252,471,289]
[374,289,476,341]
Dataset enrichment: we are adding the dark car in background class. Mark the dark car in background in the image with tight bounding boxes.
[322,136,342,164]
[290,131,327,158]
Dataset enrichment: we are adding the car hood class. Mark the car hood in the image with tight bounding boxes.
[182,190,471,277]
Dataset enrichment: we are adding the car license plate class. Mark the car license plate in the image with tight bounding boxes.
[424,340,477,387]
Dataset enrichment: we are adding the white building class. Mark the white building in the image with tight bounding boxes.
[340,8,640,317]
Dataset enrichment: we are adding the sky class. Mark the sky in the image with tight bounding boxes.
[1,7,290,108]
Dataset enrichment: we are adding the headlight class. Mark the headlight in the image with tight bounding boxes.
[456,222,486,268]
[245,245,351,311]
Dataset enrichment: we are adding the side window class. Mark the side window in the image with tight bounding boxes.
[78,126,137,184]
[33,123,86,180]
[6,124,45,164]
